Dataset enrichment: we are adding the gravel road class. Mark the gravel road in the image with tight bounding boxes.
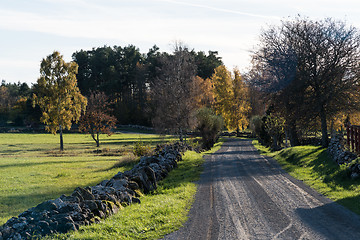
[163,138,360,240]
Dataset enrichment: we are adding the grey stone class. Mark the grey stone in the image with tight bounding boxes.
[71,191,84,202]
[74,187,95,201]
[12,233,22,240]
[53,198,67,209]
[12,222,26,231]
[35,200,58,212]
[60,194,80,203]
[128,181,139,190]
[99,179,109,186]
[84,200,98,211]
[112,172,127,180]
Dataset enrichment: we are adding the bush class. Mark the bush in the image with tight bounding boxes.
[250,115,271,147]
[264,112,285,151]
[133,141,152,157]
[195,108,224,150]
[250,115,262,137]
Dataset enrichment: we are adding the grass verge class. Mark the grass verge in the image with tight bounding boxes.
[44,139,224,240]
[252,139,360,215]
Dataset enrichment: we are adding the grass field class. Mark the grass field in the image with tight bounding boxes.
[0,132,174,225]
[252,140,360,215]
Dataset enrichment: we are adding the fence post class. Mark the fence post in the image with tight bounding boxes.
[355,127,358,152]
[347,124,350,146]
[357,127,360,153]
[354,126,357,152]
[351,126,355,151]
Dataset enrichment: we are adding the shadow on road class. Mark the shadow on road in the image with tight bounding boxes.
[295,201,360,239]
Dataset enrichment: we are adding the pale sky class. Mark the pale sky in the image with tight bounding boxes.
[1,0,360,85]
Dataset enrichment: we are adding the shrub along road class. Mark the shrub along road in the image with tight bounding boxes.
[164,138,360,239]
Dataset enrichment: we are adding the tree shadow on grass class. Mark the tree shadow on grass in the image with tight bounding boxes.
[0,148,46,155]
[97,140,171,146]
[279,148,322,166]
[97,158,140,172]
[335,195,360,215]
[0,158,115,169]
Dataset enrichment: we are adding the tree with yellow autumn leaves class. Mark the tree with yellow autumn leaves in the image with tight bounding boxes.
[33,51,87,151]
[211,65,251,135]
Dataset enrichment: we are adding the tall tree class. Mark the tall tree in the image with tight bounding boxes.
[0,81,33,125]
[193,50,223,79]
[211,65,233,127]
[33,51,87,151]
[250,25,303,146]
[229,69,251,135]
[251,17,360,147]
[79,91,117,147]
[288,18,360,147]
[72,45,148,125]
[0,85,12,124]
[151,43,197,141]
[190,76,214,109]
[211,66,251,132]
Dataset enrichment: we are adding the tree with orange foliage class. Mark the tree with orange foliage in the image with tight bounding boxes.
[190,76,214,109]
[79,91,117,147]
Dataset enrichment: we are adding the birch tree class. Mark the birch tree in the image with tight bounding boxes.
[33,51,87,151]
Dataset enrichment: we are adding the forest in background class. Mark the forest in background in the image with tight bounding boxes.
[0,44,224,129]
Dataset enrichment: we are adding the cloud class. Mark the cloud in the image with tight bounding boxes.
[158,0,281,20]
[0,6,262,45]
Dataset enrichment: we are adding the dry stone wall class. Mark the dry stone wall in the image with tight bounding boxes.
[0,142,188,240]
[327,134,357,165]
[327,134,360,179]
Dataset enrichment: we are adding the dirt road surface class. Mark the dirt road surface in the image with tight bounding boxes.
[163,138,360,240]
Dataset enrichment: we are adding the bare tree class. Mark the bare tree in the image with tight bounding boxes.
[250,17,360,147]
[79,91,116,147]
[151,43,197,141]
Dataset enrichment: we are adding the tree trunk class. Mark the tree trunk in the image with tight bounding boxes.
[91,131,99,148]
[288,122,300,147]
[271,135,279,151]
[320,106,329,147]
[236,127,240,137]
[59,124,64,151]
[179,128,183,142]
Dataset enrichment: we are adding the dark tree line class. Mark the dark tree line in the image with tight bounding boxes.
[72,44,222,127]
[0,80,41,127]
[0,44,223,130]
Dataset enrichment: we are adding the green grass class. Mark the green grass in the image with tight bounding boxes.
[44,139,224,240]
[0,133,175,225]
[252,140,360,215]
